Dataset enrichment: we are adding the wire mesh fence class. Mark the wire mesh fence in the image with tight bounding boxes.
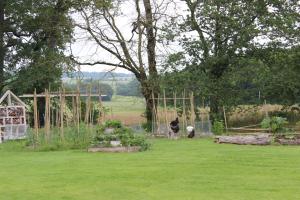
[129,120,212,137]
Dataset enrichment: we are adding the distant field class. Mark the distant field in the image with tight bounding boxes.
[102,96,146,125]
[99,96,300,128]
[1,139,300,200]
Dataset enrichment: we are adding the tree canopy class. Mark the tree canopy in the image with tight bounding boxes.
[162,0,300,121]
[0,0,73,94]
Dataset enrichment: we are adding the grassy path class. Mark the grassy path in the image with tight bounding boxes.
[0,139,300,200]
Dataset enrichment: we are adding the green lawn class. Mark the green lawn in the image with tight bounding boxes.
[1,139,300,200]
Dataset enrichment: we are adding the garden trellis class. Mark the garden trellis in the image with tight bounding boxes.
[151,90,196,137]
[19,88,107,145]
[0,90,27,141]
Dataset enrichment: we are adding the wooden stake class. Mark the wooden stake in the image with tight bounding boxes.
[77,81,81,122]
[190,92,195,128]
[85,86,91,124]
[33,89,38,145]
[182,90,187,135]
[173,92,177,119]
[98,86,103,124]
[72,96,76,125]
[59,87,65,141]
[44,89,50,142]
[223,106,228,131]
[76,87,80,135]
[163,90,169,137]
[156,93,160,134]
[264,99,268,118]
[151,91,157,135]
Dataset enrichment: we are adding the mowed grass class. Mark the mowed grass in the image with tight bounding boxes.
[1,139,300,200]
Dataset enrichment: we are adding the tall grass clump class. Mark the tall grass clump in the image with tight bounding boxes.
[26,123,97,151]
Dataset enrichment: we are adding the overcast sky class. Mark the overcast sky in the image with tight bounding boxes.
[70,0,185,73]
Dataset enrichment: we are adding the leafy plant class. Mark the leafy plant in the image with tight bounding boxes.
[104,120,123,128]
[261,117,288,133]
[92,121,150,151]
[212,121,224,135]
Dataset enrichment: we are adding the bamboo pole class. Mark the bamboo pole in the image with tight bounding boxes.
[151,91,157,135]
[223,106,228,131]
[182,90,187,135]
[59,87,65,141]
[156,93,160,134]
[76,86,80,135]
[85,86,91,124]
[98,86,103,124]
[264,99,268,118]
[44,89,50,142]
[72,96,76,125]
[33,89,38,146]
[51,104,54,128]
[91,102,94,125]
[163,90,169,137]
[190,92,195,128]
[77,81,81,122]
[55,107,59,127]
[173,92,177,119]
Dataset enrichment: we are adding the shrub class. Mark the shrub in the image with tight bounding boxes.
[261,116,288,133]
[212,120,224,135]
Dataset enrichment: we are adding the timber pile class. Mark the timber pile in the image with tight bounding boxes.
[275,135,300,145]
[215,134,271,145]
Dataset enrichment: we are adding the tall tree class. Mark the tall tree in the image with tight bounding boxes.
[73,0,170,122]
[165,0,300,121]
[1,0,73,94]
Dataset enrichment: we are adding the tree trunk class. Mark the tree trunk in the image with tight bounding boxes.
[142,0,158,124]
[210,96,223,123]
[140,79,157,123]
[209,59,229,124]
[0,0,5,92]
[143,0,157,76]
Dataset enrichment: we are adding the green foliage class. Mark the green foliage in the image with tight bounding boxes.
[104,120,123,128]
[25,123,95,151]
[64,80,114,101]
[93,120,150,151]
[254,47,300,105]
[116,78,142,97]
[1,0,74,93]
[261,117,288,134]
[212,121,224,135]
[162,0,300,120]
[142,122,152,132]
